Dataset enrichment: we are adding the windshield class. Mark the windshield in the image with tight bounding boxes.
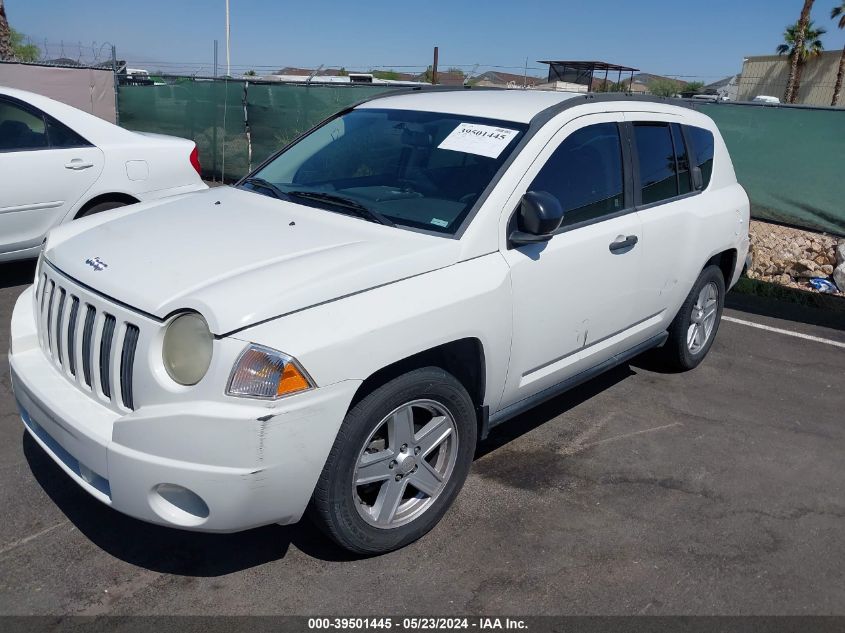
[241,108,528,235]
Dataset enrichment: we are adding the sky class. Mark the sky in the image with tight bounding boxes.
[6,0,845,81]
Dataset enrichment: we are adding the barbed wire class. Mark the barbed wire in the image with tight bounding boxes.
[15,35,747,79]
[14,35,845,90]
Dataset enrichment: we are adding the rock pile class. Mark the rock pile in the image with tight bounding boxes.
[836,242,845,292]
[746,220,845,294]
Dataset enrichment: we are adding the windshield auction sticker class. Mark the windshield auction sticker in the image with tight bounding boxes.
[438,123,519,158]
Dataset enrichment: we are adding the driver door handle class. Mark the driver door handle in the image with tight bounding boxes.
[609,235,638,253]
[65,159,94,170]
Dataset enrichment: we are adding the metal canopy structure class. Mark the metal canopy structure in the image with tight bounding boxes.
[538,60,639,91]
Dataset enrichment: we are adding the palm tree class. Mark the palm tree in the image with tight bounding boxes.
[0,0,14,61]
[784,0,815,104]
[832,2,845,106]
[777,19,826,102]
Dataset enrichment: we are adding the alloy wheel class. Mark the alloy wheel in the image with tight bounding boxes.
[687,281,719,354]
[352,399,458,528]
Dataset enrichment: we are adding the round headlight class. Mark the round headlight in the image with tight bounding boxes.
[162,313,213,386]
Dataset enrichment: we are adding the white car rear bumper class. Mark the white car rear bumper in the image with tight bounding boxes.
[9,286,359,532]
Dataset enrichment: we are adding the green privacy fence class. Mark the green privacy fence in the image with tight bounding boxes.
[117,81,845,235]
[118,79,404,181]
[690,101,844,235]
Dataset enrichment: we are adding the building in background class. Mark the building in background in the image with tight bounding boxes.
[471,70,543,88]
[737,51,842,106]
[704,74,740,101]
[267,66,455,86]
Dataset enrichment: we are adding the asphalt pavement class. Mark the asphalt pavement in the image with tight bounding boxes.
[1,258,844,616]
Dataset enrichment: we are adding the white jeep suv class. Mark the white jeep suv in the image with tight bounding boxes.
[9,89,749,554]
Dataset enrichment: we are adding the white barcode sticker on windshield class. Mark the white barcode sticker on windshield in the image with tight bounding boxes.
[438,123,519,159]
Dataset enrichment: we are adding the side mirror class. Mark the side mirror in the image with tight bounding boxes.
[509,191,565,246]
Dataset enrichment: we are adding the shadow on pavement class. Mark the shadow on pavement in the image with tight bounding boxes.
[0,259,37,290]
[21,364,639,574]
[476,363,634,459]
[726,288,845,332]
[22,433,358,574]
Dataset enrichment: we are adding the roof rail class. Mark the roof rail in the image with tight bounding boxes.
[528,91,697,128]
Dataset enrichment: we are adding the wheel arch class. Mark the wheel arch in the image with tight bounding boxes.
[349,338,487,431]
[705,248,737,288]
[74,192,140,218]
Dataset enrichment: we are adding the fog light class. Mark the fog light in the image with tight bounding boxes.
[149,483,209,527]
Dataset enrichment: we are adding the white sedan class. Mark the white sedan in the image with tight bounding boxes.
[0,87,206,262]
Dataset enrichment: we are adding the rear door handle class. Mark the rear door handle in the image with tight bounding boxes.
[609,235,638,253]
[65,159,94,170]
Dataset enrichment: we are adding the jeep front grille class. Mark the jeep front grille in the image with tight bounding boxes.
[36,269,141,411]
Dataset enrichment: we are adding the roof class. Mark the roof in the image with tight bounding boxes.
[743,50,843,63]
[538,60,639,72]
[632,73,686,87]
[705,74,739,90]
[357,89,581,123]
[275,66,347,77]
[268,74,428,86]
[473,71,544,86]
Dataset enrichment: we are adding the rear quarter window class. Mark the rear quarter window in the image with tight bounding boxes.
[46,117,92,148]
[684,125,715,189]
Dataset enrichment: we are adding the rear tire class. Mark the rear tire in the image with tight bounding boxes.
[309,367,477,555]
[659,265,725,371]
[76,200,128,218]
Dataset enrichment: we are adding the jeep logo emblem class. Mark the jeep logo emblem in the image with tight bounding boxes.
[85,257,108,272]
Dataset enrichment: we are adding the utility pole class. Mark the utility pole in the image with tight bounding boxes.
[213,39,218,77]
[112,45,120,125]
[225,0,231,76]
[432,46,438,85]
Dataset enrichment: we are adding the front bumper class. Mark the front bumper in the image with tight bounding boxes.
[10,286,360,532]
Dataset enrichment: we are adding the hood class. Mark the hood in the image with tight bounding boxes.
[45,187,462,334]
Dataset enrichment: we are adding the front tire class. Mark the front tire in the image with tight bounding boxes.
[309,367,477,555]
[660,265,725,371]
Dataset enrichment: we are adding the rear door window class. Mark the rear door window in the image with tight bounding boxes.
[633,122,678,205]
[0,100,47,151]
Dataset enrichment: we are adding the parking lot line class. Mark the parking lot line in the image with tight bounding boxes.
[723,316,845,349]
[581,422,683,449]
[0,521,68,558]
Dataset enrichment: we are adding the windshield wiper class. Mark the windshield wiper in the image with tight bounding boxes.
[288,190,395,227]
[241,177,289,201]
